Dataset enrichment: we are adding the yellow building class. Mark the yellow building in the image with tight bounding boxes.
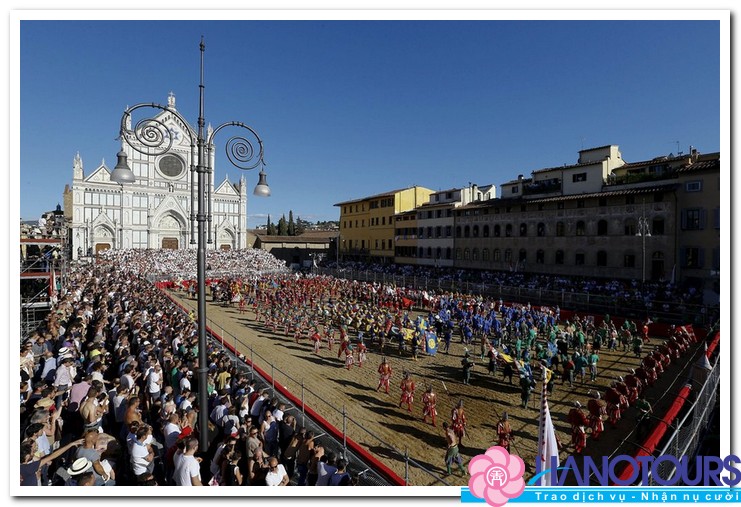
[335,186,433,263]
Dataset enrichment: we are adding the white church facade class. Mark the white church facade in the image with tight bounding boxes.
[65,94,249,259]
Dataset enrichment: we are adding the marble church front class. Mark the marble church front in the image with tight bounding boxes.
[65,93,249,259]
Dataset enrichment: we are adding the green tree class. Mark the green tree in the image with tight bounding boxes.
[277,215,288,236]
[295,216,307,235]
[288,210,296,236]
[266,215,277,236]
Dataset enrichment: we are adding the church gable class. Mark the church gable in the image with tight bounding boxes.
[85,164,112,184]
[214,178,239,196]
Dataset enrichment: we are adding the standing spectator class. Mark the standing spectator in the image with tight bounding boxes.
[329,459,351,486]
[173,436,202,486]
[265,456,290,486]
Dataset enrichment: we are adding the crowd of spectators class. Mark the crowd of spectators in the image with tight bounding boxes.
[19,248,717,487]
[98,248,288,281]
[19,253,352,487]
[321,260,712,324]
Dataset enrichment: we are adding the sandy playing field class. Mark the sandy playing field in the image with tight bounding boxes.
[169,290,701,486]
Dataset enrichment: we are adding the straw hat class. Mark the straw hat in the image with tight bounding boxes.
[67,457,93,476]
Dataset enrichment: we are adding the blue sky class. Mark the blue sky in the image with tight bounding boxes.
[19,18,721,225]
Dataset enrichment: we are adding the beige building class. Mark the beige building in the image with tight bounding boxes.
[336,186,433,263]
[412,184,495,268]
[451,146,719,292]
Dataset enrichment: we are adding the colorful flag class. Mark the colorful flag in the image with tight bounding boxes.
[536,366,559,486]
[425,331,438,355]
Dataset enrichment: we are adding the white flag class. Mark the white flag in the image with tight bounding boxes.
[536,367,559,486]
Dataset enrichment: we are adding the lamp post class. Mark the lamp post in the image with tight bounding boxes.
[110,38,270,450]
[636,199,651,284]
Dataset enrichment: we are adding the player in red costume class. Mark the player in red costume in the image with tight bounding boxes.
[399,371,415,412]
[377,357,392,394]
[422,386,438,426]
[568,401,589,454]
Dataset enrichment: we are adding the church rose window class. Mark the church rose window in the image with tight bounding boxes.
[158,154,185,178]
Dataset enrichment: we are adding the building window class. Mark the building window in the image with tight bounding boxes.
[555,250,564,265]
[435,226,442,238]
[493,249,501,262]
[511,187,519,194]
[681,209,704,230]
[597,220,608,235]
[483,225,490,238]
[381,240,386,250]
[418,227,424,238]
[463,249,470,260]
[427,247,432,258]
[682,247,703,269]
[685,180,703,192]
[624,218,637,236]
[519,249,527,262]
[381,217,385,225]
[575,252,585,265]
[556,222,565,237]
[537,222,545,237]
[456,226,462,238]
[427,227,433,238]
[464,225,470,238]
[626,196,635,205]
[504,249,512,263]
[505,224,512,237]
[445,226,452,237]
[446,247,452,260]
[536,249,545,264]
[455,248,462,260]
[375,240,379,249]
[418,247,424,258]
[599,197,608,207]
[482,248,490,261]
[519,223,527,237]
[472,248,479,261]
[473,225,479,237]
[624,253,636,268]
[557,202,564,210]
[436,247,442,259]
[575,221,586,236]
[597,250,608,266]
[572,172,587,182]
[577,200,585,208]
[494,225,501,237]
[652,218,665,235]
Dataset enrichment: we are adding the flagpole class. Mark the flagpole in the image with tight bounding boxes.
[537,365,548,485]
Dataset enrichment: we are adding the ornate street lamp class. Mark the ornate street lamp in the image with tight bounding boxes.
[636,199,652,284]
[111,37,269,449]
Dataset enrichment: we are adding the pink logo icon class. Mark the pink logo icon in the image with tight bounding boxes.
[468,446,525,507]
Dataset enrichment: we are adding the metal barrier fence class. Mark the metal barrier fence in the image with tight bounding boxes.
[642,351,721,486]
[164,290,450,486]
[315,267,712,326]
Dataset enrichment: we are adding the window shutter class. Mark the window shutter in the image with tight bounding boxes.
[700,209,707,230]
